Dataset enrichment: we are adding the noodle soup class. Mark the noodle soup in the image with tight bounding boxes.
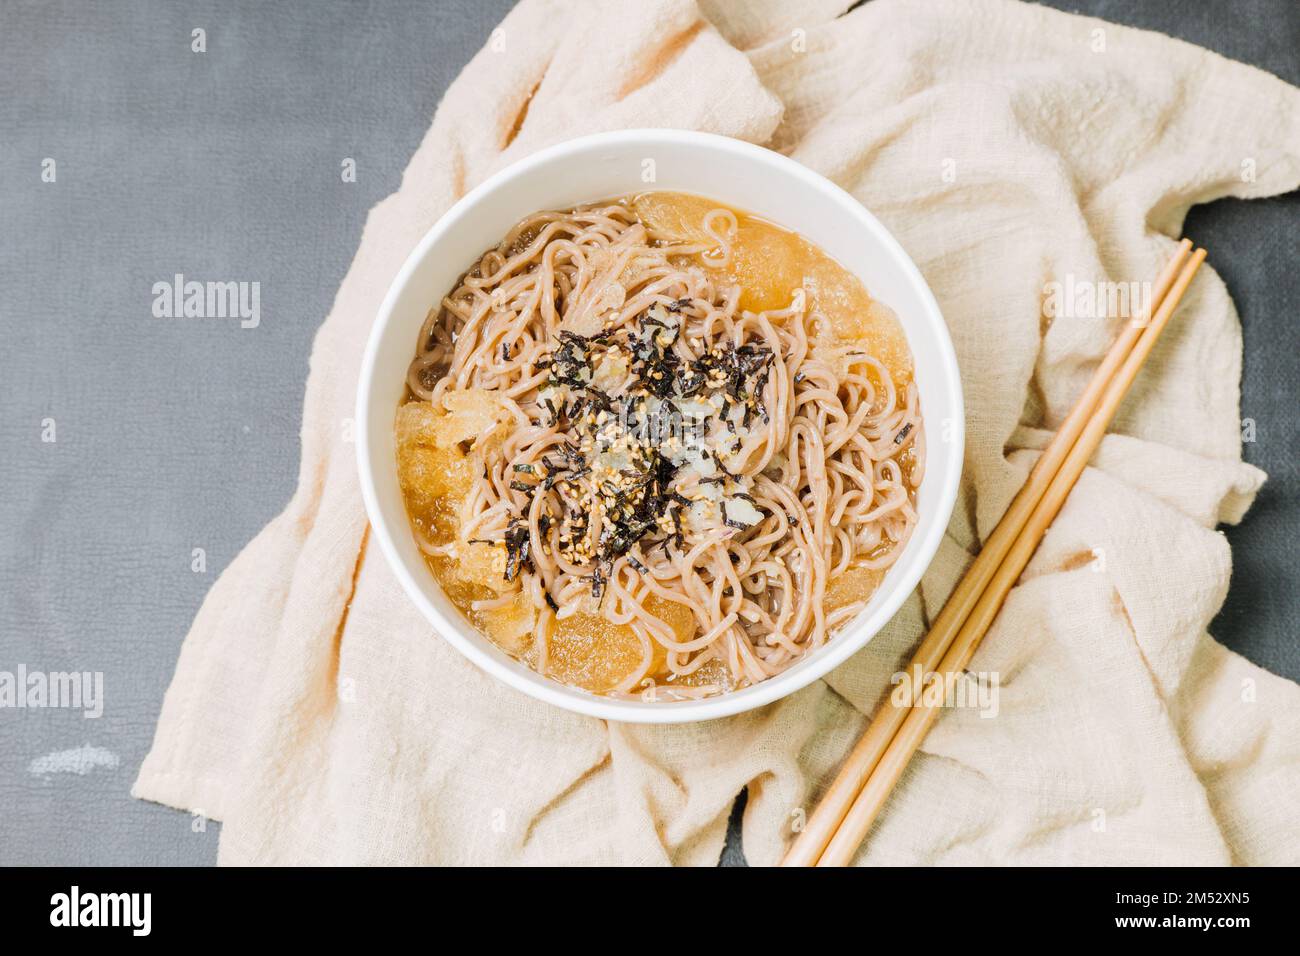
[395,192,923,700]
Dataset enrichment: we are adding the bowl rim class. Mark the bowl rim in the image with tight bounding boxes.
[357,128,964,724]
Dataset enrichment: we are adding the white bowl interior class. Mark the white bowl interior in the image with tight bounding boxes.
[358,130,963,723]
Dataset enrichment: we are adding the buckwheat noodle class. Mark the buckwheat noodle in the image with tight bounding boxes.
[403,200,923,700]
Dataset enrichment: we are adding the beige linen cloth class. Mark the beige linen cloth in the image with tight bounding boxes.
[135,0,1300,865]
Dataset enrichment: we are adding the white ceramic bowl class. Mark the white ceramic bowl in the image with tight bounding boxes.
[358,129,963,724]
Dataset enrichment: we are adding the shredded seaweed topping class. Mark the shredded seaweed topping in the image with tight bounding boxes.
[501,304,775,600]
[502,518,533,583]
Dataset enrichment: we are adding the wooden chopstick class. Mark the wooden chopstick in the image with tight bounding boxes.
[781,240,1201,867]
[811,248,1208,867]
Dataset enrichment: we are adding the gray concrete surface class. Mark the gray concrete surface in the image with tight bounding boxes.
[1,0,1295,868]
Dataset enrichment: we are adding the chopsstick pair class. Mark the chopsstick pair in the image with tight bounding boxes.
[782,240,1206,867]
